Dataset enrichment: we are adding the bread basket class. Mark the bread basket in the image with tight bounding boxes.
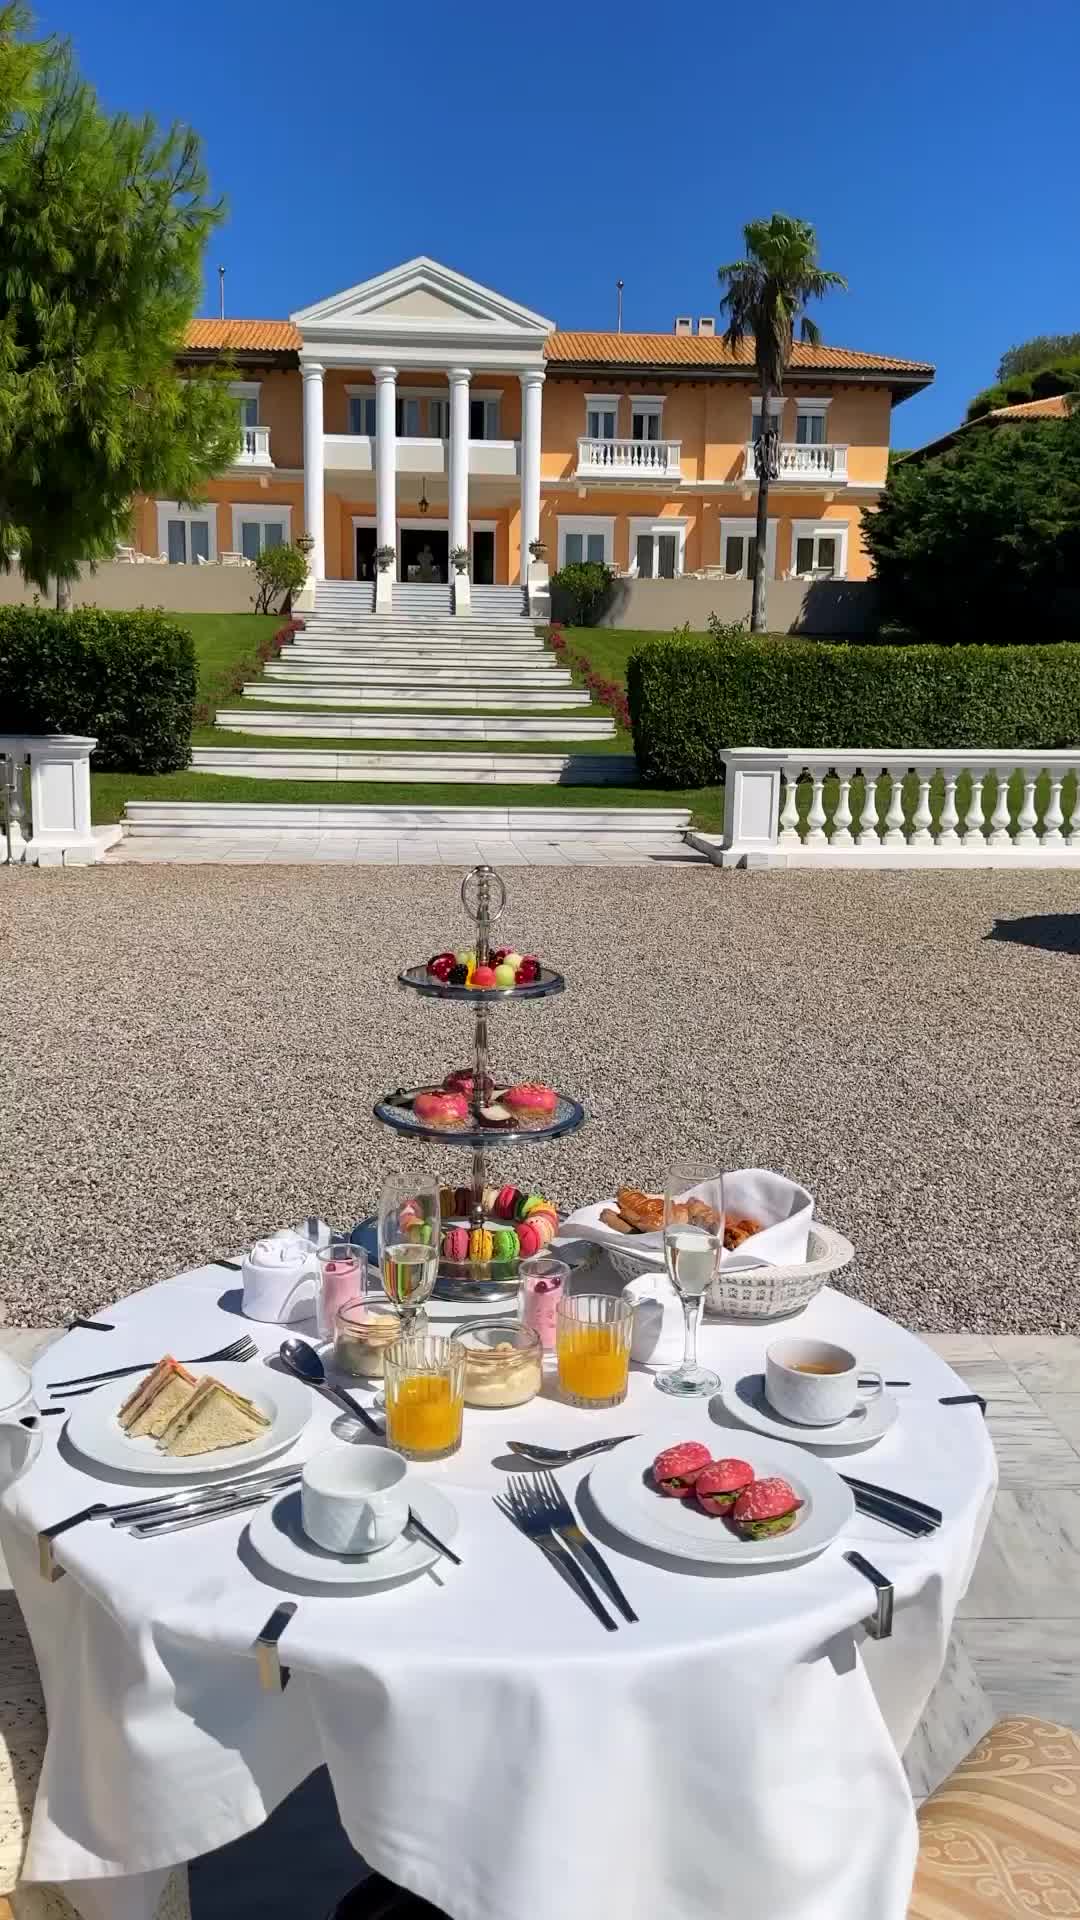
[605,1222,854,1322]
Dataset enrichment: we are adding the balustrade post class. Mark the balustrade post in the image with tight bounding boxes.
[856,769,881,847]
[938,769,961,846]
[832,777,853,847]
[911,775,934,847]
[778,773,801,845]
[1014,772,1039,847]
[1043,775,1065,847]
[988,770,1013,847]
[882,767,908,847]
[961,771,988,847]
[720,753,785,864]
[805,773,828,846]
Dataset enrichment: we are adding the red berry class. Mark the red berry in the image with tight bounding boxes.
[517,956,540,983]
[427,952,455,980]
[492,948,511,966]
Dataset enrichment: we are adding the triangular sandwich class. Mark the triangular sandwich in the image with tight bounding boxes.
[158,1376,271,1457]
[118,1356,197,1438]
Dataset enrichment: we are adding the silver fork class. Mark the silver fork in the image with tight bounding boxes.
[494,1477,617,1632]
[532,1470,638,1624]
[46,1335,259,1393]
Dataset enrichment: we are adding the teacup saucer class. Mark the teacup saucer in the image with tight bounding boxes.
[719,1374,898,1450]
[247,1481,458,1588]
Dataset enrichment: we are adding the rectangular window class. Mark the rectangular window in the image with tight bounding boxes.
[190,520,210,563]
[429,397,449,438]
[560,521,611,567]
[817,536,837,572]
[795,537,815,575]
[167,519,186,565]
[752,404,783,442]
[237,396,258,429]
[586,533,605,564]
[632,524,684,579]
[469,397,500,440]
[635,533,653,578]
[631,404,662,442]
[587,405,617,439]
[656,533,678,579]
[565,532,583,565]
[396,398,421,437]
[349,394,376,435]
[166,517,211,563]
[238,516,287,558]
[794,528,842,576]
[796,410,827,445]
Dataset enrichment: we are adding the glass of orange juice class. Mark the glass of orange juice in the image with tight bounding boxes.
[556,1294,634,1409]
[383,1334,466,1460]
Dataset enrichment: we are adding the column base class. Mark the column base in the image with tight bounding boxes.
[375,570,394,612]
[453,572,471,615]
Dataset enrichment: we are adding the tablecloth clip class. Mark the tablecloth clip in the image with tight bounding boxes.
[939,1393,988,1416]
[254,1601,297,1692]
[37,1533,66,1583]
[844,1551,894,1641]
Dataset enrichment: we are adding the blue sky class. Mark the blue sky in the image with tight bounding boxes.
[38,0,1080,445]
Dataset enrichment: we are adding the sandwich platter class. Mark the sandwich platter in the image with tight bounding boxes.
[587,1434,854,1569]
[65,1362,312,1479]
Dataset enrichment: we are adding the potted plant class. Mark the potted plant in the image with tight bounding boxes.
[450,546,470,575]
[528,538,548,562]
[375,545,396,573]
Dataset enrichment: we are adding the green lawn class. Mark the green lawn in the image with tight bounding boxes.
[557,626,702,687]
[174,612,282,699]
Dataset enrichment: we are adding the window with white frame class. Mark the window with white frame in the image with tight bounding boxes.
[629,517,687,579]
[348,390,376,435]
[585,395,618,440]
[396,396,421,438]
[791,520,847,578]
[428,396,450,439]
[558,517,614,567]
[630,396,663,443]
[157,501,216,564]
[232,505,291,561]
[229,381,260,429]
[720,518,778,580]
[469,394,501,440]
[795,399,830,446]
[751,397,785,441]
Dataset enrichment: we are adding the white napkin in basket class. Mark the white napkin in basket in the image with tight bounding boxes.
[561,1169,814,1271]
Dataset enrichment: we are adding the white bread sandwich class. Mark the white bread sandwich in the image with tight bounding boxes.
[117,1356,197,1438]
[157,1375,271,1458]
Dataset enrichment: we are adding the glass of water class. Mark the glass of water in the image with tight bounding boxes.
[656,1165,724,1398]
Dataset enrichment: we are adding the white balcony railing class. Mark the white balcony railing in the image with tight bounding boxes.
[575,436,683,482]
[235,424,272,466]
[716,749,1080,869]
[741,441,849,483]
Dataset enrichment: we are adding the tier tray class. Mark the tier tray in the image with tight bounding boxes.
[374,1087,585,1148]
[397,963,565,1003]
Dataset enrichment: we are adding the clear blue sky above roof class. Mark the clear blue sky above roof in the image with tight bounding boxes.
[36,0,1080,444]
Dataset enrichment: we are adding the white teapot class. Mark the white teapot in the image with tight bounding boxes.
[0,1353,43,1490]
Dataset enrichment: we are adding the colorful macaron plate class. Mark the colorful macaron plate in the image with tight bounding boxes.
[398,952,566,1002]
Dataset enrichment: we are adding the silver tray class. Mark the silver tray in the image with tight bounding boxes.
[373,1088,585,1149]
[397,963,565,1003]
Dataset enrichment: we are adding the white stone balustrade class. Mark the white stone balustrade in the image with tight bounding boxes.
[0,735,104,866]
[718,749,1080,868]
[740,442,849,483]
[236,424,272,466]
[575,436,683,482]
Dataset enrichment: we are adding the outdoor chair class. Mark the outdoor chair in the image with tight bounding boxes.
[0,1591,189,1920]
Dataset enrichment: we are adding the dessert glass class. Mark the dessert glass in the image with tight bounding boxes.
[316,1241,367,1342]
[452,1321,542,1408]
[556,1294,633,1409]
[384,1334,466,1460]
[334,1296,403,1381]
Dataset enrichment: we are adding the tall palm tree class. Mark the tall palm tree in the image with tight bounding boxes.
[718,215,846,631]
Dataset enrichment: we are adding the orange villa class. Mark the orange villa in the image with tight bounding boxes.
[133,256,933,591]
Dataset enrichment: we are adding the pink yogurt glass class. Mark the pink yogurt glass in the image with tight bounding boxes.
[316,1243,368,1341]
[518,1255,569,1353]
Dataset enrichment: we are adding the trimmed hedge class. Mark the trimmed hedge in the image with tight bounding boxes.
[0,606,196,772]
[627,632,1080,788]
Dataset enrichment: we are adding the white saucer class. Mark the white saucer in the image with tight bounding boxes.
[247,1481,458,1589]
[720,1375,899,1450]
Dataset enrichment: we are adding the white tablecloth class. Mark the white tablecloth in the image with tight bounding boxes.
[0,1260,996,1920]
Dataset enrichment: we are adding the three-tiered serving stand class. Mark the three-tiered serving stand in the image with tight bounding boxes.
[373,865,585,1300]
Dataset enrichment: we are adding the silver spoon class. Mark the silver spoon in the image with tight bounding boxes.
[278,1339,383,1438]
[506,1436,638,1467]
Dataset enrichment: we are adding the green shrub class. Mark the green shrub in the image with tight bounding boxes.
[0,606,195,772]
[550,560,614,625]
[627,630,1080,788]
[252,542,308,614]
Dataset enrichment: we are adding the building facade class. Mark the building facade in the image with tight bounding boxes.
[133,257,933,587]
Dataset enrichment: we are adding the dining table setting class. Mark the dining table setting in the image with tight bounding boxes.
[0,1169,997,1920]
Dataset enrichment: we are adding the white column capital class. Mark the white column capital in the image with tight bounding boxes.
[301,361,324,382]
[448,365,472,387]
[373,364,398,384]
[520,367,546,390]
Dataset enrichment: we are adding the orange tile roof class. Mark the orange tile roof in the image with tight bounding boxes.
[986,393,1071,422]
[183,319,301,351]
[544,330,933,375]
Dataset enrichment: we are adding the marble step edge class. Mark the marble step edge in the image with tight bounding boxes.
[123,802,693,832]
[242,688,592,710]
[214,711,616,739]
[264,664,570,682]
[190,749,638,784]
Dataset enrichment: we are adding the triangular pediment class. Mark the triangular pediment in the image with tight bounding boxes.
[291,257,554,341]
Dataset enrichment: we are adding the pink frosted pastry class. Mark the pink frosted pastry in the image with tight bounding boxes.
[503,1085,558,1127]
[413,1090,469,1131]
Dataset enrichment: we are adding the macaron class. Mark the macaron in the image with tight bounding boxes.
[530,1215,556,1249]
[469,1227,494,1263]
[519,1195,549,1218]
[439,1187,458,1219]
[494,1185,519,1221]
[455,1186,472,1217]
[443,1227,470,1263]
[517,1221,542,1257]
[491,1227,519,1260]
[481,1186,499,1215]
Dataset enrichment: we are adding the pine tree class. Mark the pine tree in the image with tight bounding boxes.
[0,4,239,598]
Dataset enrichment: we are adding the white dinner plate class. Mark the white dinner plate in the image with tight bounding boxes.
[720,1376,899,1451]
[588,1434,855,1569]
[247,1481,459,1589]
[65,1361,312,1479]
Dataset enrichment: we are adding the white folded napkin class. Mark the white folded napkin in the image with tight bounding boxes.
[241,1222,328,1325]
[622,1272,686,1369]
[563,1170,814,1271]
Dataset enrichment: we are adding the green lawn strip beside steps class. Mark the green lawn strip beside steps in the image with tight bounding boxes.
[191,726,635,757]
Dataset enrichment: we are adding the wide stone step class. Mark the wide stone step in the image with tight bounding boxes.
[288,640,546,659]
[215,708,616,741]
[190,747,637,785]
[125,802,692,836]
[241,685,592,709]
[263,663,571,687]
[302,620,540,638]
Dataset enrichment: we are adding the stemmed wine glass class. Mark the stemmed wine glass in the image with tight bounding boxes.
[377,1173,440,1335]
[656,1164,723,1399]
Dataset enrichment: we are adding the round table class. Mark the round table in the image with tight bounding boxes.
[0,1252,996,1920]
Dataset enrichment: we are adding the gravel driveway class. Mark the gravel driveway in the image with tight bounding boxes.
[2,863,1078,1332]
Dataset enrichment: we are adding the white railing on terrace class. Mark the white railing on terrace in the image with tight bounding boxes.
[576,436,683,481]
[1,735,100,866]
[741,441,849,482]
[718,750,1080,868]
[235,425,272,465]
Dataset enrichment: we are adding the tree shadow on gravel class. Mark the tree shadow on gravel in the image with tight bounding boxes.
[986,914,1080,954]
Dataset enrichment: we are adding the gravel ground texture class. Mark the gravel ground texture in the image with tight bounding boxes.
[1,862,1078,1333]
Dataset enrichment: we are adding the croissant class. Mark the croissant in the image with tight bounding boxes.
[724,1215,763,1249]
[615,1188,665,1233]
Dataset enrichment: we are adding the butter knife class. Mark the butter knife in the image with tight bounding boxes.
[254,1602,297,1692]
[131,1485,284,1538]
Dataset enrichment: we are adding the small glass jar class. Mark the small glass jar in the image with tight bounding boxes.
[334,1296,403,1380]
[452,1320,542,1409]
[518,1254,569,1353]
[316,1241,367,1342]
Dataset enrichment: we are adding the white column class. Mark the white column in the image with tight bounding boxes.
[301,362,325,580]
[374,364,398,573]
[448,367,471,559]
[519,368,544,582]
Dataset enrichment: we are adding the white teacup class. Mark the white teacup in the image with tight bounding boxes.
[765,1339,883,1427]
[301,1445,409,1555]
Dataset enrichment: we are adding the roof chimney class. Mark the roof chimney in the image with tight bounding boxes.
[697,316,716,336]
[674,316,693,336]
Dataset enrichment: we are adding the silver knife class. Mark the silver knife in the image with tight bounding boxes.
[110,1464,301,1528]
[130,1481,297,1538]
[254,1602,297,1692]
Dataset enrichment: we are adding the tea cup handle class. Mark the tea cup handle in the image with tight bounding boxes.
[858,1370,884,1406]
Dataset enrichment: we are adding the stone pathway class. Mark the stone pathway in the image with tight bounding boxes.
[108,831,704,866]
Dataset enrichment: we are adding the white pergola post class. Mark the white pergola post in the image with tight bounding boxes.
[448,367,471,558]
[301,362,325,581]
[519,368,544,585]
[375,365,398,578]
